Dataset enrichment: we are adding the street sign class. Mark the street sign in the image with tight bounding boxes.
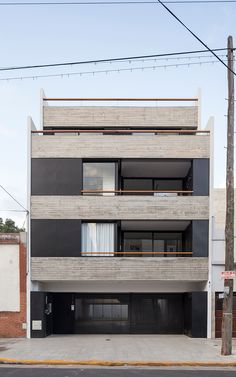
[221,271,235,279]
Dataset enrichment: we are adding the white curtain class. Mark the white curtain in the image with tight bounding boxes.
[82,223,114,256]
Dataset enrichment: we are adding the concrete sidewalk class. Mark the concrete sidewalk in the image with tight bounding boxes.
[0,335,236,366]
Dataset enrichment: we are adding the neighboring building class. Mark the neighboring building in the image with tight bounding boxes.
[211,188,236,338]
[28,92,213,338]
[0,233,27,337]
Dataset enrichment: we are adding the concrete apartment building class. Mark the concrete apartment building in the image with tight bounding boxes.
[28,92,213,338]
[0,233,27,337]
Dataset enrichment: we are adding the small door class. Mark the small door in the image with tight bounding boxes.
[215,293,236,338]
[45,293,53,336]
[53,293,75,334]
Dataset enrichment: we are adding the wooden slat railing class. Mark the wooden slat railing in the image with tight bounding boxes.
[81,251,193,255]
[81,190,193,195]
[43,97,198,102]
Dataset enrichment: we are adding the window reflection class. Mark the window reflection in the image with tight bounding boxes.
[75,298,128,321]
[123,231,182,257]
[83,162,116,195]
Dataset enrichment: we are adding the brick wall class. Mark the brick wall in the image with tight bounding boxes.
[0,238,27,337]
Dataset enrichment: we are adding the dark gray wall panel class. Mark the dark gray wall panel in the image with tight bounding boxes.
[31,292,47,338]
[183,293,192,336]
[183,223,192,254]
[192,159,209,196]
[31,292,53,338]
[31,219,81,257]
[192,220,209,257]
[191,292,207,338]
[31,158,82,195]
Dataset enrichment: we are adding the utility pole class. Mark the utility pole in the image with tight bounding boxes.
[221,35,234,356]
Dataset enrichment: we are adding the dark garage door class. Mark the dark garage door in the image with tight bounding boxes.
[73,293,184,334]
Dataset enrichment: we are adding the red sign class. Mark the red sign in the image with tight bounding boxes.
[221,271,235,279]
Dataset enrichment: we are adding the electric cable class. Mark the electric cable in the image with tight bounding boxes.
[0,185,28,213]
[0,59,226,82]
[155,0,236,75]
[0,48,231,72]
[0,1,236,5]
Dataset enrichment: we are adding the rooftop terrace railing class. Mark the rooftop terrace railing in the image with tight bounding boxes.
[43,97,198,103]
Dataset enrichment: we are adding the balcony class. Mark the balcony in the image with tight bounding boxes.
[31,218,208,281]
[31,219,208,258]
[31,156,209,196]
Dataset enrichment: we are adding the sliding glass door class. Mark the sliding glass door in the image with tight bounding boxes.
[123,231,182,257]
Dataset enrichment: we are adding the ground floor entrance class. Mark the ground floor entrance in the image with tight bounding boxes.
[31,292,207,338]
[54,293,184,335]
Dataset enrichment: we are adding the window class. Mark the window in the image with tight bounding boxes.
[82,223,115,256]
[154,180,182,197]
[123,179,153,195]
[83,162,116,195]
[153,232,182,257]
[123,231,182,257]
[123,232,152,257]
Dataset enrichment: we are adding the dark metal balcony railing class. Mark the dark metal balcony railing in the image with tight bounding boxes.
[32,129,209,135]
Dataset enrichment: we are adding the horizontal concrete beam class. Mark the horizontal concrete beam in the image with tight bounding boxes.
[31,195,209,220]
[43,106,198,128]
[31,257,208,282]
[32,134,210,159]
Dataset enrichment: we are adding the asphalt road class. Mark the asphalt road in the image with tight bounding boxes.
[0,367,236,377]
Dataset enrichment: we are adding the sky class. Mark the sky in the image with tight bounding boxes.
[0,0,235,227]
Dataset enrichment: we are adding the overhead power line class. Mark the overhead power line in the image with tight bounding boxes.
[0,185,28,213]
[0,1,236,5]
[155,0,236,75]
[0,59,226,82]
[0,48,230,72]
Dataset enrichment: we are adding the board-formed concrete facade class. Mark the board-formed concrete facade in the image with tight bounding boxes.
[32,134,210,159]
[43,105,198,128]
[28,94,212,338]
[31,196,209,220]
[31,257,208,282]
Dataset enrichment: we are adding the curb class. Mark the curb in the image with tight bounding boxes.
[0,358,236,367]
